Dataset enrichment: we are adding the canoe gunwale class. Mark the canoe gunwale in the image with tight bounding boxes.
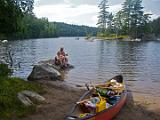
[68,90,92,115]
[94,91,127,119]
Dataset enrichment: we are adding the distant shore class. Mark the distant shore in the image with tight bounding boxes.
[22,80,160,120]
[95,34,159,41]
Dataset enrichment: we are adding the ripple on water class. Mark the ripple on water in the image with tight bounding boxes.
[1,38,160,94]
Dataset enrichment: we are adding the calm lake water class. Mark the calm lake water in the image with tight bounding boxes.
[0,37,160,96]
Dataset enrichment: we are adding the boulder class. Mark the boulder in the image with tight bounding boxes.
[17,92,33,106]
[17,90,45,106]
[28,63,61,81]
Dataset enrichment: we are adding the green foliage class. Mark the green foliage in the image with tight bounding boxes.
[0,0,35,39]
[0,0,98,39]
[0,64,45,119]
[106,13,114,33]
[0,64,12,78]
[97,34,129,40]
[54,22,98,36]
[116,0,151,37]
[0,77,44,119]
[13,15,58,39]
[97,0,109,32]
[0,0,23,38]
[14,0,34,14]
[98,0,153,38]
[150,17,160,36]
[0,0,57,40]
[113,10,126,35]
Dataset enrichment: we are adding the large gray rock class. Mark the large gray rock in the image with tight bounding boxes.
[28,63,61,81]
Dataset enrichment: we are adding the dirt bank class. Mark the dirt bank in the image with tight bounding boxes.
[22,80,160,120]
[22,81,85,120]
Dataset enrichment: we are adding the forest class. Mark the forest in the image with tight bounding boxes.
[97,0,160,39]
[0,0,160,40]
[54,22,98,37]
[0,0,98,40]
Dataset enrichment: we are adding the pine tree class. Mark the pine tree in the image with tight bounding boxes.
[13,0,34,14]
[121,0,150,37]
[131,0,144,37]
[122,0,134,34]
[107,13,114,32]
[113,10,124,35]
[97,0,109,33]
[0,0,23,38]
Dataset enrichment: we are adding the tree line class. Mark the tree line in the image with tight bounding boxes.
[97,0,160,39]
[0,0,98,40]
[1,0,159,40]
[149,17,160,37]
[54,22,98,37]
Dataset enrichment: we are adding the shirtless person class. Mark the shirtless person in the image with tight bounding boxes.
[55,47,68,67]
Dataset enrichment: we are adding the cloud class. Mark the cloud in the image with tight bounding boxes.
[34,1,160,27]
[108,4,122,13]
[35,0,99,7]
[151,14,159,19]
[34,4,99,26]
[144,11,160,20]
[64,0,72,5]
[33,2,124,27]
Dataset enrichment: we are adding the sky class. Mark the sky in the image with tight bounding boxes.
[33,0,160,27]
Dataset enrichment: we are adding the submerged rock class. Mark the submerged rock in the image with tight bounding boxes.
[28,63,61,81]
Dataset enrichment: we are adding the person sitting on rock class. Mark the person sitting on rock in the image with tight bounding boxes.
[63,54,69,67]
[57,47,65,56]
[55,47,69,67]
[54,52,61,65]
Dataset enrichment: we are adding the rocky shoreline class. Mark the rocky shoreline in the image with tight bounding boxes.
[22,80,85,120]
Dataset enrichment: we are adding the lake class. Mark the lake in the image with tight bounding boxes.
[0,37,160,96]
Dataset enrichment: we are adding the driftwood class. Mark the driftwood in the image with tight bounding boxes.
[17,90,45,106]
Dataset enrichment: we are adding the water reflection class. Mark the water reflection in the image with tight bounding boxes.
[115,41,147,80]
[96,41,118,82]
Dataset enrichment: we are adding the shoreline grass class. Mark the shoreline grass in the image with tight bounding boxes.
[97,34,129,40]
[0,63,45,120]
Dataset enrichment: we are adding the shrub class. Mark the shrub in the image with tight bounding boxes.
[0,63,12,78]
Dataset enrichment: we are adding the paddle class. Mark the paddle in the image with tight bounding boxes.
[76,98,91,104]
[88,82,119,90]
[93,81,124,91]
[96,86,124,90]
[84,81,124,96]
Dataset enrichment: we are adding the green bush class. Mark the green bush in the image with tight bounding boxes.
[0,64,12,78]
[0,64,45,119]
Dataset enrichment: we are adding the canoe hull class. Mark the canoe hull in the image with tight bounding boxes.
[95,92,127,120]
[65,75,127,120]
